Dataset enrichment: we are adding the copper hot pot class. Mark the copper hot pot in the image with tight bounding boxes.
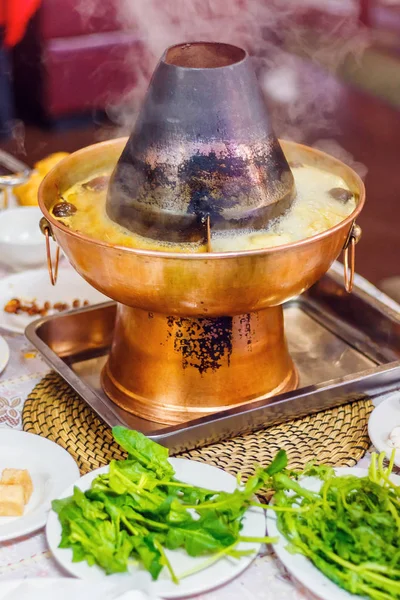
[38,138,364,424]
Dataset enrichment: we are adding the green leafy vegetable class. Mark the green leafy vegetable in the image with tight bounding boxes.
[112,427,174,479]
[54,428,400,597]
[259,450,400,600]
[53,427,279,583]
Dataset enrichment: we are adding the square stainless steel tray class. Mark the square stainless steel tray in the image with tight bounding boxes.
[26,268,400,453]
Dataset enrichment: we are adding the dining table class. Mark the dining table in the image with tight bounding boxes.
[0,256,399,599]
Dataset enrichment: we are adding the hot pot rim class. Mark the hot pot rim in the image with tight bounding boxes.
[38,137,365,261]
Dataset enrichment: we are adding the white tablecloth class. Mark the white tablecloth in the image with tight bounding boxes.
[0,260,398,599]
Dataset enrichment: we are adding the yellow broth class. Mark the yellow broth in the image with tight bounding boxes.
[52,164,356,253]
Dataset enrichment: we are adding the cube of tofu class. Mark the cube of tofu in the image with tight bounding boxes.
[1,469,33,504]
[0,484,24,516]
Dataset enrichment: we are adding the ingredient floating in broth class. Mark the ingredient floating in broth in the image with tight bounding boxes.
[51,163,356,253]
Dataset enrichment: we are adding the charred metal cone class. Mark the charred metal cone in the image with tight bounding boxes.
[107,41,295,244]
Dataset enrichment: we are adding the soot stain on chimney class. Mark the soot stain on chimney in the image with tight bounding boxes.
[238,313,253,348]
[166,316,233,373]
[181,151,247,222]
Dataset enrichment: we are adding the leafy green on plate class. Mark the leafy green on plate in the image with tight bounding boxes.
[264,451,400,600]
[52,427,279,582]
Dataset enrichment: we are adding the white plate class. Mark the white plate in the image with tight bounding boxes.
[47,458,265,599]
[0,268,109,333]
[0,578,158,600]
[0,430,80,541]
[0,335,9,374]
[267,466,400,600]
[368,392,400,466]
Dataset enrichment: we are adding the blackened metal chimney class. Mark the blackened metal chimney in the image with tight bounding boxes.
[107,42,295,244]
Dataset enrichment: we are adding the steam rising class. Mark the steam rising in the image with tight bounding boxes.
[86,0,368,140]
[312,138,368,180]
[77,0,369,178]
[10,120,26,156]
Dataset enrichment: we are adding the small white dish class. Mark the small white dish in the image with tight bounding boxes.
[0,335,9,374]
[267,466,400,600]
[368,392,400,465]
[0,429,80,541]
[0,207,54,271]
[0,267,109,334]
[0,578,158,600]
[47,458,265,599]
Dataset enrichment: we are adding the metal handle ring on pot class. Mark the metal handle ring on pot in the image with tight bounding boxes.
[343,222,362,293]
[40,217,60,286]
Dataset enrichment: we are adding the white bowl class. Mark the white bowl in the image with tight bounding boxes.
[0,207,49,271]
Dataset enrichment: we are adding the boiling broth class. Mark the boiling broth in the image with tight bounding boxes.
[52,164,356,253]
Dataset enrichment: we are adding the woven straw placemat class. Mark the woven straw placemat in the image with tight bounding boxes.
[23,372,373,480]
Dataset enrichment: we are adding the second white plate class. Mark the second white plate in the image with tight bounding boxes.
[267,467,400,600]
[0,430,80,541]
[368,392,400,466]
[47,458,265,599]
[0,267,109,333]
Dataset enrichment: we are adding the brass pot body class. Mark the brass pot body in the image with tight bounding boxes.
[102,305,298,423]
[39,139,365,424]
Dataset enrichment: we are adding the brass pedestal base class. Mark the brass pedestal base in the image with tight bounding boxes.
[101,304,298,425]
